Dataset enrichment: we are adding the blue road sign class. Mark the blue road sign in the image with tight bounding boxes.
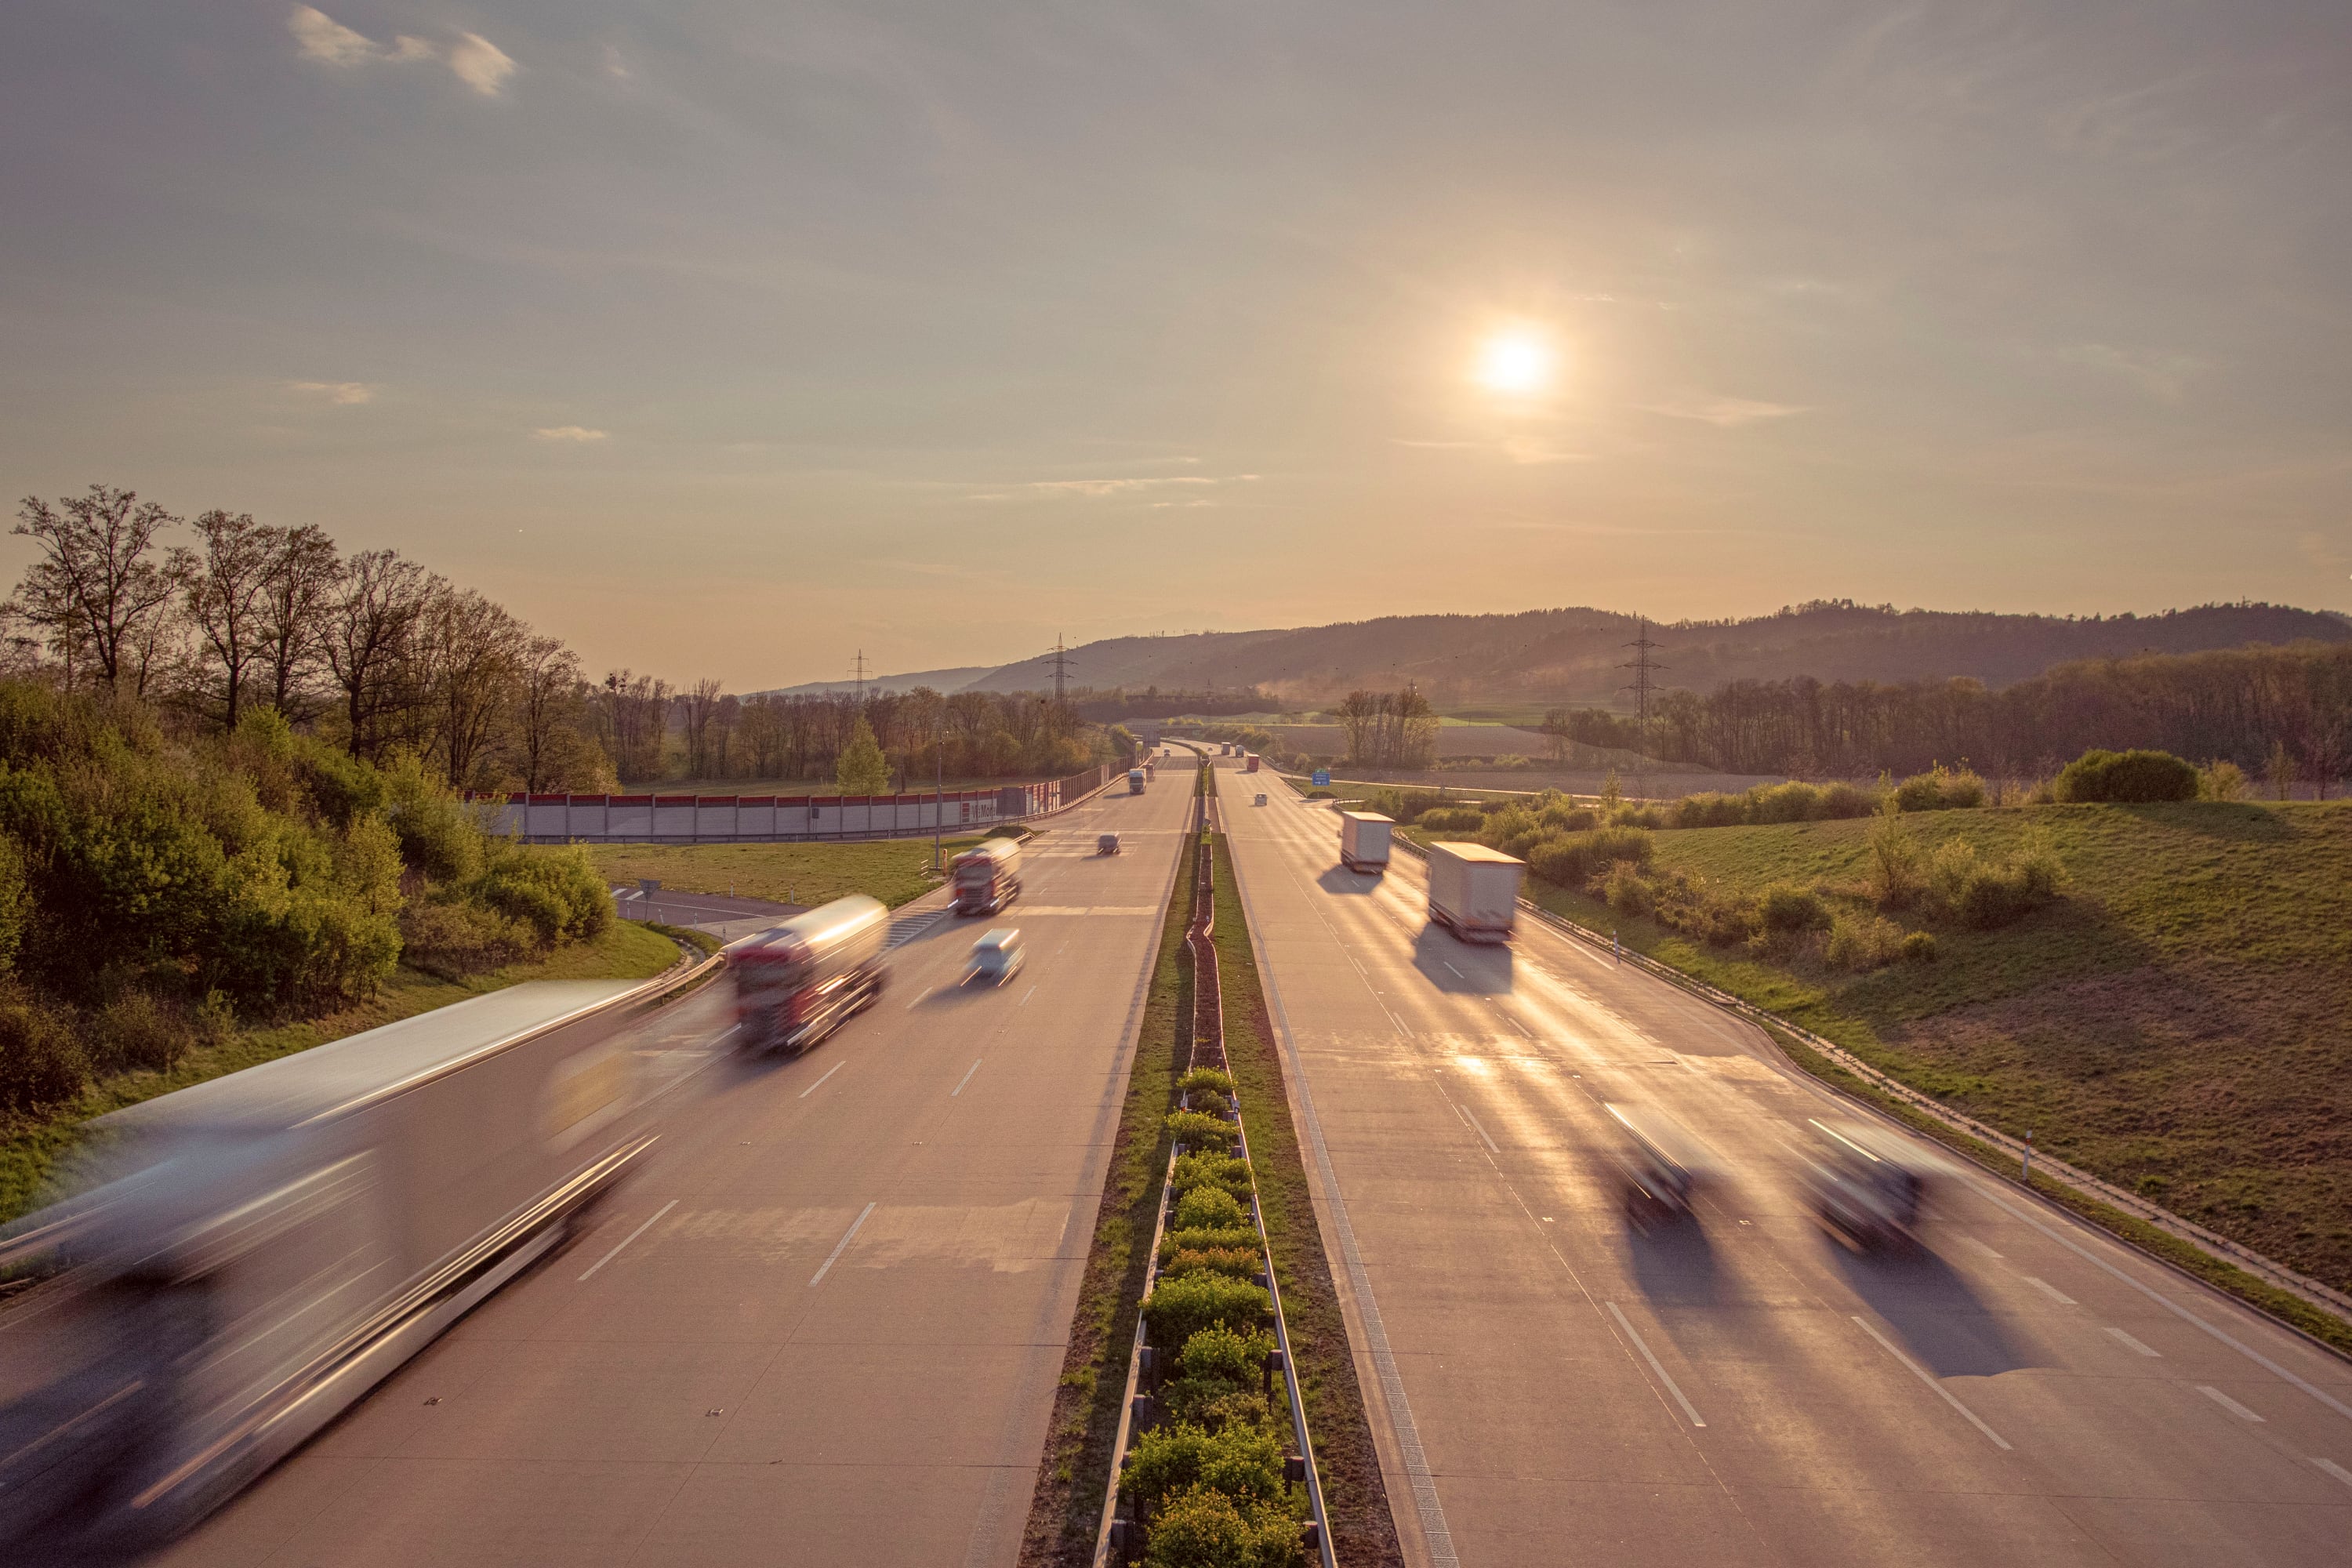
[1312,770,1330,787]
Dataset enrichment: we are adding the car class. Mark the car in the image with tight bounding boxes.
[968,927,1025,984]
[1098,832,1121,855]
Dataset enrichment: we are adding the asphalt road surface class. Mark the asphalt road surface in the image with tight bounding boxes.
[1218,760,2352,1568]
[150,779,1193,1568]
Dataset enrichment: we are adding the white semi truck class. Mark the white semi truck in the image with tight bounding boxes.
[1425,840,1526,942]
[1338,811,1394,873]
[726,895,889,1053]
[951,837,1024,915]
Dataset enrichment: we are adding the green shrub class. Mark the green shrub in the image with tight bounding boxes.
[1894,765,1986,811]
[470,842,611,946]
[1123,1422,1287,1517]
[1178,1066,1235,1095]
[1954,852,2060,929]
[1161,1246,1264,1282]
[1171,1152,1254,1203]
[1526,826,1653,889]
[379,752,486,882]
[2053,748,2199,804]
[0,983,84,1112]
[1142,1270,1272,1350]
[1610,804,1667,829]
[93,991,187,1076]
[1865,807,1925,909]
[1672,793,1748,829]
[1749,782,1824,823]
[1900,931,1938,962]
[1160,1226,1263,1262]
[1926,839,1980,907]
[1603,862,1653,917]
[399,898,530,979]
[1174,1185,1248,1231]
[1142,1483,1302,1567]
[1819,782,1880,818]
[1417,807,1484,833]
[1757,884,1829,935]
[2198,760,2249,801]
[1167,1109,1238,1150]
[1825,912,1906,972]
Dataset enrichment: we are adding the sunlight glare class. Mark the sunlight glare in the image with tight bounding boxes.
[1475,330,1555,395]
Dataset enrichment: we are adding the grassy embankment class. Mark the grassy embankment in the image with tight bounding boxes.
[0,919,681,1228]
[1469,801,2352,1302]
[589,834,997,910]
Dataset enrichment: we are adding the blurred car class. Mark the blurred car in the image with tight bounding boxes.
[1801,1118,1948,1250]
[1098,832,1121,855]
[1604,1103,1719,1229]
[968,927,1025,984]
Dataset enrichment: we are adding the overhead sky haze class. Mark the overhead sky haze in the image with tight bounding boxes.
[2,2,2347,688]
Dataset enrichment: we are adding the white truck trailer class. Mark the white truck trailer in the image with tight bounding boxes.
[1338,811,1394,873]
[1425,840,1526,942]
[1128,768,1147,793]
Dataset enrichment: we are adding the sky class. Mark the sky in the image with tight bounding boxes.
[2,2,2347,689]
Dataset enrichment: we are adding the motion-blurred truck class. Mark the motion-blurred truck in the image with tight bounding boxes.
[1425,840,1525,942]
[1128,768,1146,793]
[1605,1103,1719,1229]
[0,979,682,1552]
[1801,1119,1947,1250]
[1338,811,1393,873]
[952,837,1024,915]
[727,895,888,1053]
[1243,753,1261,772]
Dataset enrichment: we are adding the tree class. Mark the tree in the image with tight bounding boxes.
[253,523,341,717]
[836,715,889,794]
[682,677,724,778]
[418,586,525,787]
[512,635,583,793]
[174,510,275,728]
[325,549,433,761]
[8,485,183,691]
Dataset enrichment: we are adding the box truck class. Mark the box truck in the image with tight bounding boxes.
[1128,768,1147,793]
[1243,753,1261,773]
[0,978,683,1548]
[951,837,1023,915]
[1338,811,1394,873]
[726,895,889,1053]
[1425,840,1525,942]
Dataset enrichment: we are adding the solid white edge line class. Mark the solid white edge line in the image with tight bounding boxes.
[1020,984,1037,1005]
[809,1201,877,1287]
[1967,1181,2352,1426]
[1606,1301,1706,1428]
[714,1023,741,1042]
[2314,1457,2352,1487]
[2198,1385,2266,1422]
[1455,1102,1500,1154]
[798,1060,844,1098]
[578,1199,677,1281]
[1850,1314,2013,1450]
[2105,1327,2162,1357]
[952,1058,982,1097]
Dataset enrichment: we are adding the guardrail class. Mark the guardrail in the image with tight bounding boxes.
[474,766,1116,845]
[1094,774,1337,1568]
[1372,812,2352,1328]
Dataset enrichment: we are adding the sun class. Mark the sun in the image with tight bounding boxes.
[1474,329,1555,395]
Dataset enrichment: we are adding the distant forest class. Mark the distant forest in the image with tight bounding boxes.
[1548,643,2352,783]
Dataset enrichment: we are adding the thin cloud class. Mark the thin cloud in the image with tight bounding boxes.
[533,426,608,443]
[289,379,374,405]
[287,8,515,96]
[1639,396,1809,427]
[1022,474,1258,498]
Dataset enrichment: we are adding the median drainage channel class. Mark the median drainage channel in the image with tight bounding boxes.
[1019,762,1396,1568]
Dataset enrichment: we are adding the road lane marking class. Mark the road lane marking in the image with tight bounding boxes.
[2023,1276,2077,1305]
[1443,961,1463,978]
[2105,1327,2161,1357]
[714,1023,741,1042]
[2316,1457,2352,1487]
[799,1061,844,1098]
[2198,1385,2266,1422]
[1851,1315,2012,1450]
[905,986,931,1010]
[953,1058,982,1096]
[578,1200,677,1281]
[1962,1236,2002,1259]
[1968,1184,2352,1426]
[1020,984,1037,1005]
[1454,1102,1500,1153]
[1606,1302,1706,1428]
[810,1202,877,1286]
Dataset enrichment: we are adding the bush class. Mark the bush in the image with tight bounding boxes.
[1171,1152,1254,1203]
[1610,804,1667,829]
[1526,826,1653,890]
[1900,931,1938,962]
[0,984,84,1112]
[1417,807,1484,833]
[399,898,531,979]
[2198,760,2249,801]
[1671,793,1748,829]
[1123,1422,1289,1518]
[1160,1226,1264,1262]
[1749,782,1824,823]
[1819,782,1881,818]
[1825,912,1907,972]
[1893,765,1987,812]
[469,843,612,946]
[1142,1270,1272,1351]
[1161,1246,1264,1283]
[1178,1066,1235,1095]
[2054,748,2199,804]
[1758,884,1829,935]
[1167,1109,1238,1150]
[1174,1185,1248,1231]
[1142,1485,1302,1568]
[93,991,188,1076]
[1603,863,1653,917]
[1953,850,2061,929]
[1865,808,1925,909]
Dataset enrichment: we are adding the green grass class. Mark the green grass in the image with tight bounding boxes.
[589,834,996,910]
[0,918,684,1227]
[1521,800,2352,1294]
[1018,799,1196,1566]
[1207,833,1403,1567]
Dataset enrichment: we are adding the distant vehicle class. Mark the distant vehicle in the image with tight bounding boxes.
[967,927,1025,984]
[1802,1119,1945,1250]
[1128,768,1147,793]
[1339,811,1393,873]
[1254,793,1269,806]
[1243,753,1261,772]
[728,895,888,1052]
[1605,1103,1719,1228]
[0,982,670,1550]
[952,837,1024,915]
[1425,840,1526,942]
[1098,832,1122,855]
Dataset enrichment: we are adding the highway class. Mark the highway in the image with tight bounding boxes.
[147,777,1192,1568]
[1217,760,2352,1568]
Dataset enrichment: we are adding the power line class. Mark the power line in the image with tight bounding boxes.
[1047,634,1076,703]
[849,648,871,706]
[1618,618,1665,760]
